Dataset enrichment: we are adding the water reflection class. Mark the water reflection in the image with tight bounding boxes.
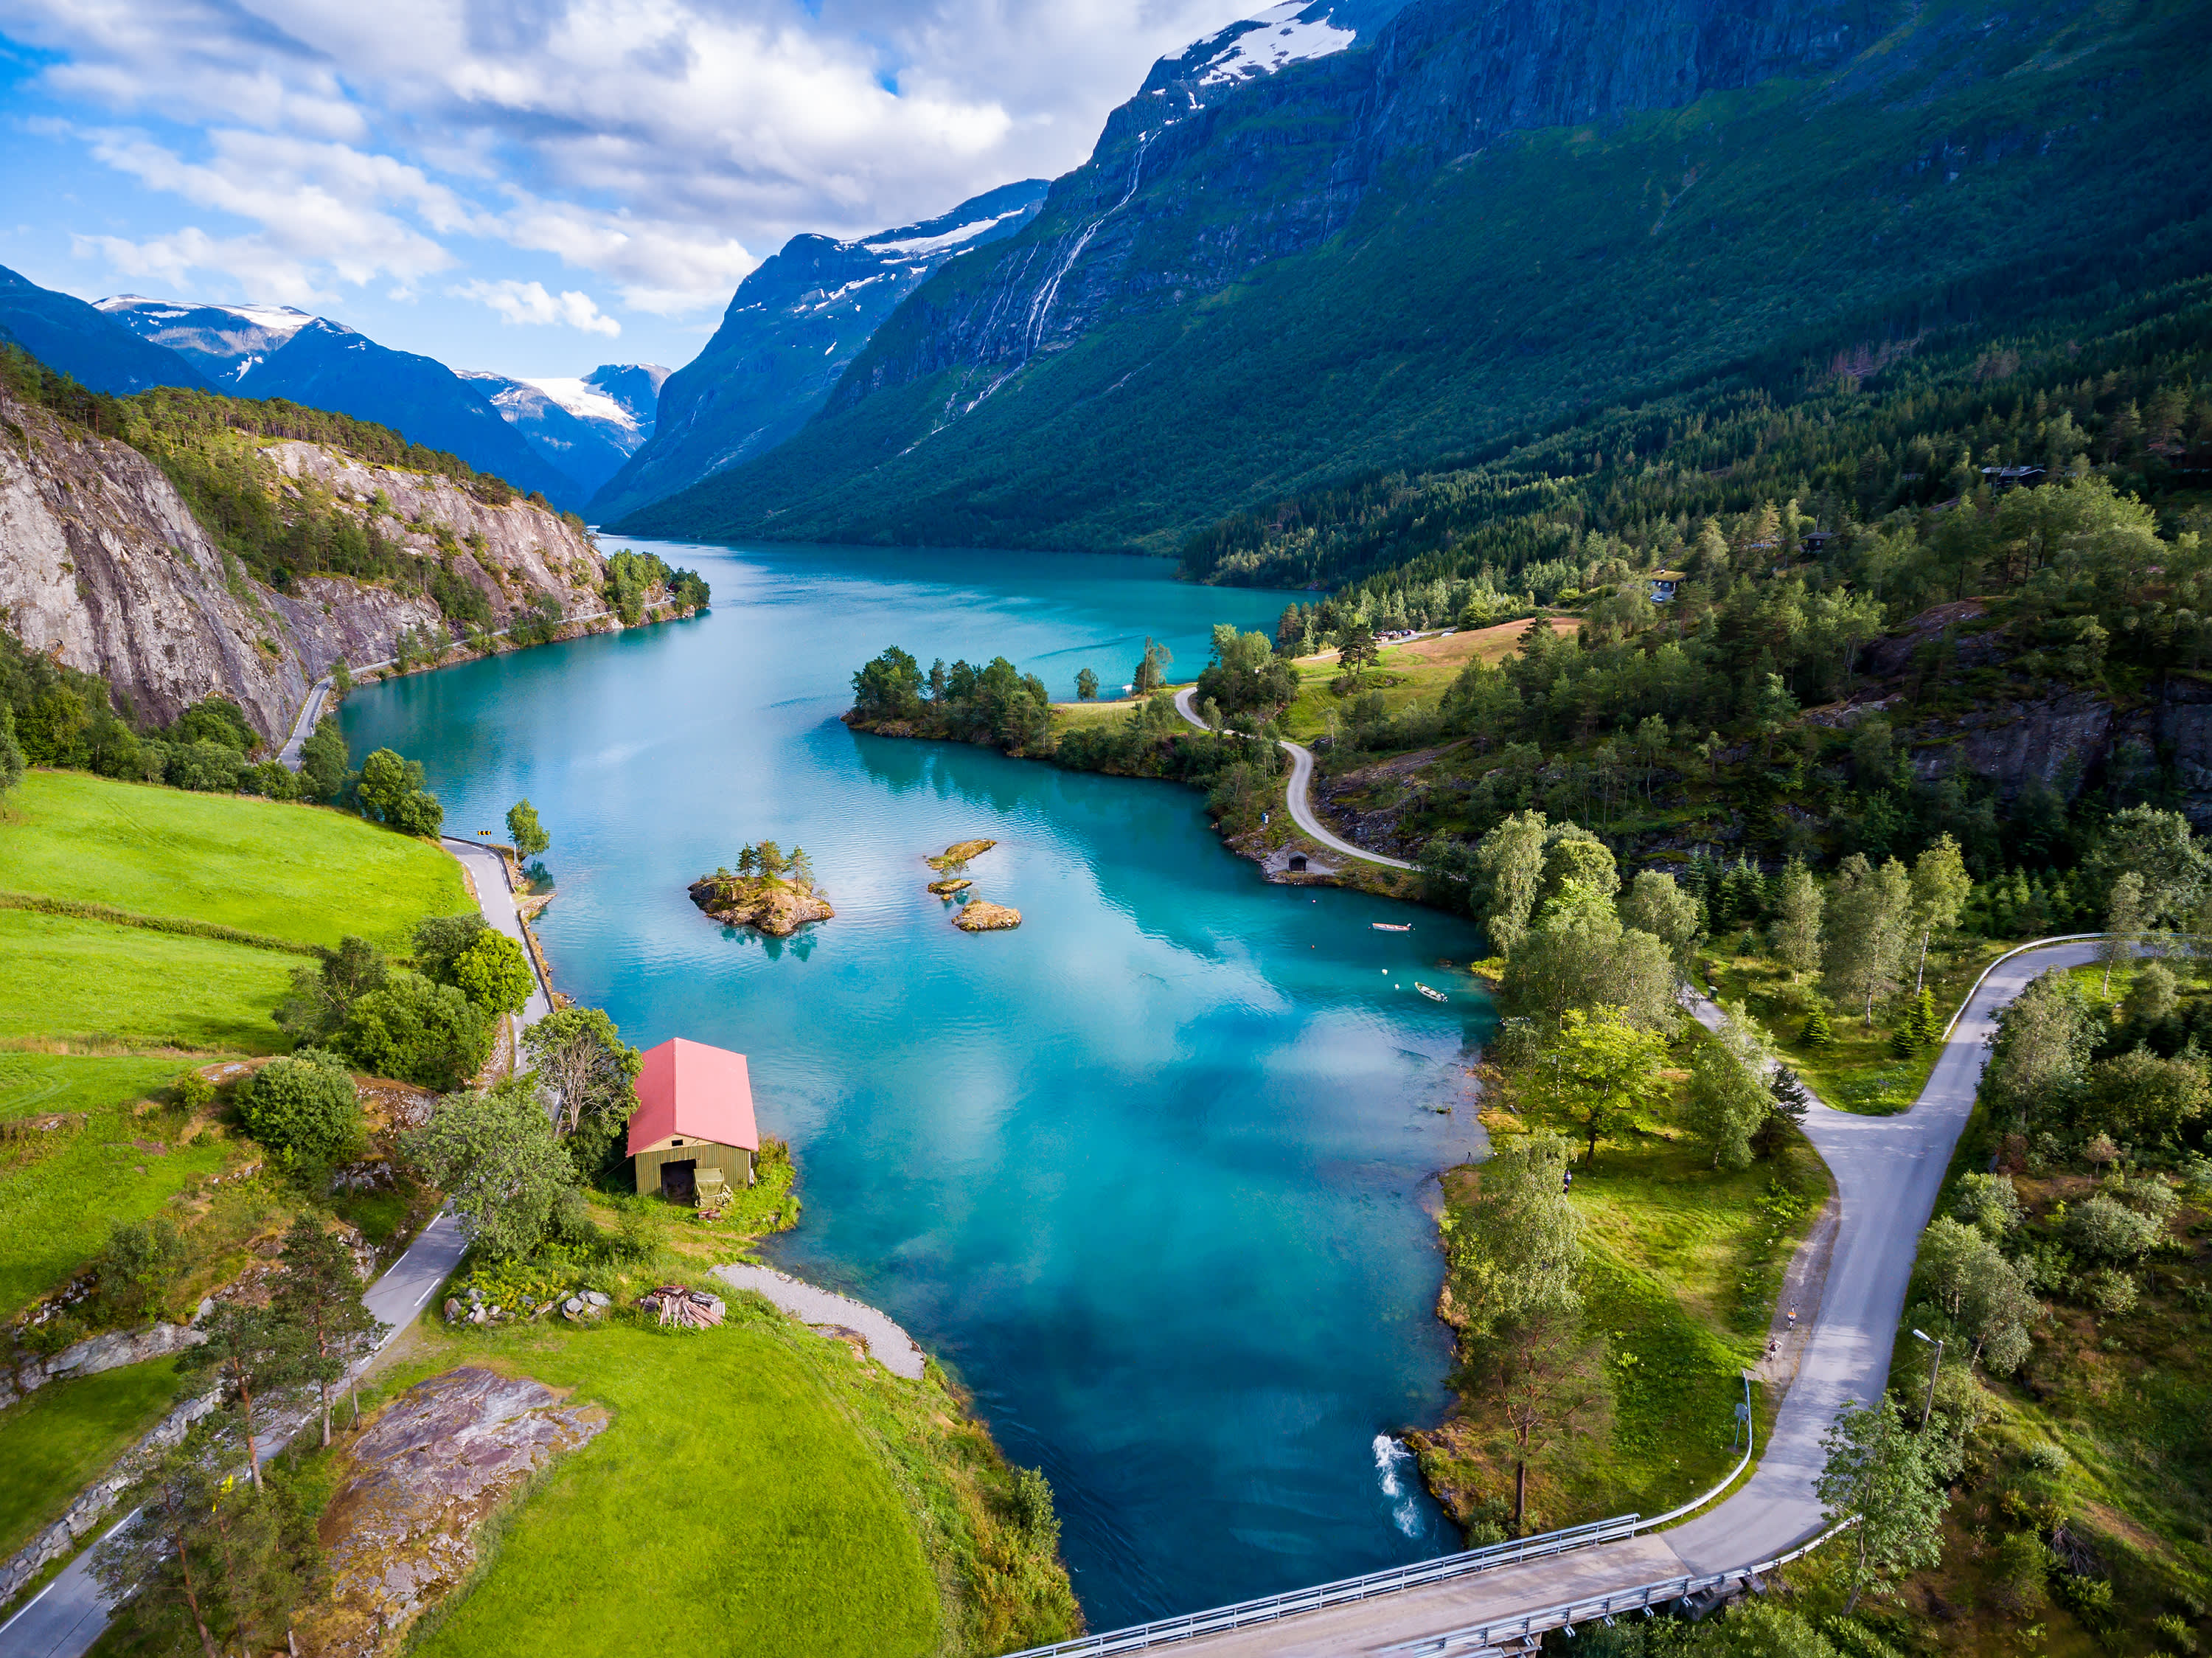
[342,540,1488,1628]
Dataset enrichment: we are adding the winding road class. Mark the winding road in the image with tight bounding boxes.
[1170,685,1413,870]
[0,843,552,1658]
[1012,937,2103,1656]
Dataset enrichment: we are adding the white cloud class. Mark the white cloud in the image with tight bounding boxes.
[456,277,621,336]
[6,0,1264,322]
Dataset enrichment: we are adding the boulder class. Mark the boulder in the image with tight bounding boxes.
[301,1368,607,1658]
[953,900,1022,932]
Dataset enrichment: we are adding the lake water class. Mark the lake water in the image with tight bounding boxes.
[341,541,1493,1629]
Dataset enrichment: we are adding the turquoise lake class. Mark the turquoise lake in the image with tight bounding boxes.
[341,541,1495,1629]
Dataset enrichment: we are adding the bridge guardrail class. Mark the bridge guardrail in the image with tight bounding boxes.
[1377,1522,1853,1655]
[999,1514,1641,1658]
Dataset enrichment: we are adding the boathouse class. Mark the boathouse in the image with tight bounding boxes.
[628,1038,759,1203]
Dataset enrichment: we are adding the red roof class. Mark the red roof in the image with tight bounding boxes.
[627,1038,759,1156]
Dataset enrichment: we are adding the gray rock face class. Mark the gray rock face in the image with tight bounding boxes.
[0,1316,206,1412]
[0,1388,218,1604]
[305,1367,608,1658]
[0,384,606,740]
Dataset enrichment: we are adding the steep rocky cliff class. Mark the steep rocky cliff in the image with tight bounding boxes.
[0,381,606,742]
[830,0,1887,397]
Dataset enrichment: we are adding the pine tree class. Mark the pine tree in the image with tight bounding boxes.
[274,1219,387,1446]
[1755,1066,1813,1157]
[1801,998,1836,1050]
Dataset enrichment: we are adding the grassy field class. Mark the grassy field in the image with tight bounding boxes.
[0,1356,195,1558]
[0,771,470,950]
[1414,1030,1829,1533]
[0,1055,234,1319]
[320,1276,1077,1658]
[387,1319,942,1658]
[0,769,472,1557]
[1701,937,2014,1114]
[1280,617,1581,741]
[0,909,299,1052]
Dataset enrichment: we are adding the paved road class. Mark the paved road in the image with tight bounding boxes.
[276,676,333,770]
[441,838,553,1027]
[0,847,547,1658]
[1143,938,2104,1655]
[1170,686,1413,870]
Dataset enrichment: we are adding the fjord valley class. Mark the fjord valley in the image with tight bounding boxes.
[2,0,2212,1653]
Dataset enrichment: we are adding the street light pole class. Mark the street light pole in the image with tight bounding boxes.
[1912,1328,1944,1430]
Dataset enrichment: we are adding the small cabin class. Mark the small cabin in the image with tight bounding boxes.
[1287,853,1308,873]
[628,1038,760,1203]
[1648,569,1686,603]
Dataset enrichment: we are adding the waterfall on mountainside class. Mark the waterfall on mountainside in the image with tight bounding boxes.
[1020,132,1156,361]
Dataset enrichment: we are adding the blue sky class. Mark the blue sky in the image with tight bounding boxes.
[0,0,1252,379]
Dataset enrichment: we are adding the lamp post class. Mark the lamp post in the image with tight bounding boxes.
[1912,1328,1944,1430]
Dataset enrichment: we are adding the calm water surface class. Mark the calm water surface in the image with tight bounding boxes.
[341,542,1493,1628]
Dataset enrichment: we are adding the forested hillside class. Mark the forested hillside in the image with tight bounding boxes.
[618,0,2212,555]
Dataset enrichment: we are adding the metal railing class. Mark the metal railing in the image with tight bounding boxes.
[1004,1389,1764,1658]
[1378,1525,1851,1655]
[998,1515,1641,1658]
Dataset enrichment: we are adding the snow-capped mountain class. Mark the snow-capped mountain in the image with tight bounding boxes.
[590,180,1047,523]
[93,296,316,386]
[457,364,669,501]
[97,296,581,507]
[0,266,209,395]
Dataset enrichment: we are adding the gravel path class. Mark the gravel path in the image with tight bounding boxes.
[711,1264,927,1380]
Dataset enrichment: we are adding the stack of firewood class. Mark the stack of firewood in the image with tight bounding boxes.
[637,1285,727,1328]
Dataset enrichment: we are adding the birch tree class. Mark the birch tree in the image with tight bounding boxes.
[1822,853,1913,1028]
[1907,834,1973,994]
[2100,870,2145,996]
[1767,859,1823,978]
[1817,1395,1950,1613]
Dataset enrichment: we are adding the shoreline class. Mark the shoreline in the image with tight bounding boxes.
[844,707,1436,909]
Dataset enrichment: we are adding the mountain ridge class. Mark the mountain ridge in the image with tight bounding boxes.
[614,0,2212,555]
[585,179,1050,523]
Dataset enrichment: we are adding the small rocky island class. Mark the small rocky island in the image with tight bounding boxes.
[928,838,996,872]
[954,899,1022,932]
[925,839,1019,929]
[690,841,834,936]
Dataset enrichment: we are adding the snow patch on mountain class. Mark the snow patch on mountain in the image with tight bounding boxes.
[518,375,637,430]
[1194,1,1357,86]
[96,295,316,352]
[863,209,1032,259]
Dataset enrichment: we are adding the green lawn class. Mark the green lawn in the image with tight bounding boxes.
[0,771,470,951]
[1418,1033,1829,1533]
[384,1319,944,1658]
[0,1355,195,1558]
[0,909,297,1052]
[0,1056,235,1319]
[1702,939,2014,1115]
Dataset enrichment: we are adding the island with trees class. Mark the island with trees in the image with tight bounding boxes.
[846,626,1319,880]
[687,841,834,936]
